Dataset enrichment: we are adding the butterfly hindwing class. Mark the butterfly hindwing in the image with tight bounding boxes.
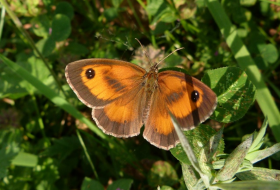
[93,85,147,137]
[143,88,178,150]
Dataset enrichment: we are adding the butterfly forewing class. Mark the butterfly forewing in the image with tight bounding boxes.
[65,59,146,108]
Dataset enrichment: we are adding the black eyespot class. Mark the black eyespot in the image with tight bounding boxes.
[191,90,199,102]
[85,68,95,79]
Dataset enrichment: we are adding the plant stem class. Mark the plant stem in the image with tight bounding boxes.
[76,129,99,179]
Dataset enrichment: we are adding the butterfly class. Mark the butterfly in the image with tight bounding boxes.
[65,44,217,150]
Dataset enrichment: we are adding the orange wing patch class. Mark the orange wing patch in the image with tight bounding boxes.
[145,91,173,135]
[103,87,144,123]
[81,64,144,101]
[158,70,217,129]
[104,101,136,123]
[143,88,178,150]
[93,87,146,137]
[159,73,204,119]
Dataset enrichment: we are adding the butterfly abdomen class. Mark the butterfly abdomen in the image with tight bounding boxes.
[142,97,151,123]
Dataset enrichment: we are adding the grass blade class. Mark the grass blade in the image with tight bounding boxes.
[0,54,106,140]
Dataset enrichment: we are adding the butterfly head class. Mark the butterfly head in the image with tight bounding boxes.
[147,62,159,79]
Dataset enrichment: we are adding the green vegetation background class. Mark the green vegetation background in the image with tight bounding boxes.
[0,0,280,189]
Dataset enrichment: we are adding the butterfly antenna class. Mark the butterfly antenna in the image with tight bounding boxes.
[155,47,184,67]
[135,38,151,63]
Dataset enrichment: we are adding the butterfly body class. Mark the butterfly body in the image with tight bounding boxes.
[65,58,217,150]
[140,64,159,122]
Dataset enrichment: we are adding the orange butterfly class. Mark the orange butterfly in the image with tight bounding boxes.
[65,45,217,150]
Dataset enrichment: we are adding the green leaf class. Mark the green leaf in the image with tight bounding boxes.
[51,14,71,42]
[0,129,23,147]
[0,52,58,99]
[0,144,19,178]
[17,56,55,93]
[146,0,165,16]
[258,44,279,64]
[31,14,50,38]
[247,143,280,164]
[240,0,257,6]
[164,54,183,67]
[147,161,178,187]
[151,22,171,35]
[35,37,55,57]
[259,0,280,6]
[65,42,89,55]
[147,0,176,25]
[237,28,248,38]
[181,163,199,190]
[11,152,38,167]
[54,2,74,20]
[8,0,29,15]
[207,127,224,159]
[171,124,224,165]
[216,135,253,181]
[226,3,248,24]
[198,128,225,176]
[215,180,280,190]
[81,177,103,190]
[42,0,53,7]
[0,65,29,99]
[237,167,280,181]
[21,56,50,82]
[103,8,118,22]
[248,117,268,153]
[151,7,177,24]
[112,0,123,8]
[159,186,174,190]
[260,1,271,15]
[202,67,256,123]
[107,179,133,190]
